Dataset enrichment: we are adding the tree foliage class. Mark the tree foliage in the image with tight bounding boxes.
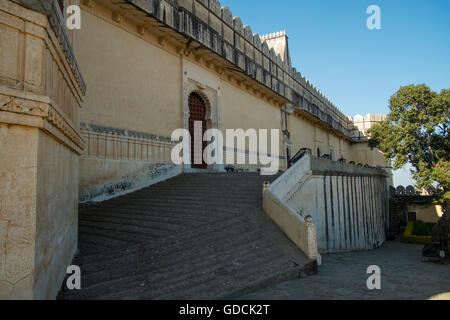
[368,84,449,204]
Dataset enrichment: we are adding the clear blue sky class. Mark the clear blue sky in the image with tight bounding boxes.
[221,0,450,117]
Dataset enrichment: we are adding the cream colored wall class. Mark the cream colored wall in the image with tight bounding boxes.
[407,203,444,224]
[0,124,38,299]
[0,126,79,299]
[314,125,327,157]
[289,114,352,161]
[220,81,286,169]
[289,114,391,185]
[349,142,383,166]
[289,115,315,153]
[0,1,85,299]
[73,8,182,137]
[221,82,281,132]
[72,0,389,179]
[73,6,186,200]
[34,131,79,299]
[349,142,393,184]
[340,138,352,162]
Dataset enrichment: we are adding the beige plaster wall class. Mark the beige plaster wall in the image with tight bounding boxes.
[71,6,188,200]
[0,124,38,299]
[73,8,182,137]
[71,0,388,183]
[407,203,444,224]
[0,1,85,299]
[350,142,385,166]
[34,131,79,299]
[350,142,392,183]
[289,114,352,161]
[0,126,79,299]
[74,3,290,178]
[220,81,286,170]
[221,82,281,131]
[289,115,315,153]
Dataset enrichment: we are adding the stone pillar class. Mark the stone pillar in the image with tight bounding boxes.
[0,1,85,299]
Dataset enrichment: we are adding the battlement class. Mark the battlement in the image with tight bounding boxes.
[347,113,387,140]
[260,30,287,41]
[124,0,364,141]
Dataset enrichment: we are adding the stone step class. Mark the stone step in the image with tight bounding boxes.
[79,217,183,237]
[82,207,215,224]
[78,215,252,268]
[99,198,262,210]
[72,231,267,293]
[86,204,257,219]
[59,173,314,300]
[67,239,285,300]
[78,226,155,246]
[79,212,202,230]
[153,255,296,300]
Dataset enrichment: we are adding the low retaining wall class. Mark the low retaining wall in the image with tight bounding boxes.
[79,160,182,203]
[263,154,389,257]
[263,155,319,261]
[263,187,319,260]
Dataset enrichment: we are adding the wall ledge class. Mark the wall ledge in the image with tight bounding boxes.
[0,88,85,154]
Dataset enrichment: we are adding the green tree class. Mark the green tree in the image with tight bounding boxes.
[369,84,449,204]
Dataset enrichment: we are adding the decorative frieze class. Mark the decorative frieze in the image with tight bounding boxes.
[0,94,49,117]
[0,90,85,152]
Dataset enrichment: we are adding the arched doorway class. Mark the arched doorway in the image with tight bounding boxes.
[188,92,207,169]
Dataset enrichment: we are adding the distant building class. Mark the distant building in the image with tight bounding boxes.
[348,113,387,138]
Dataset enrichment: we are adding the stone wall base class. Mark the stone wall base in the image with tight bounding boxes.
[79,158,182,203]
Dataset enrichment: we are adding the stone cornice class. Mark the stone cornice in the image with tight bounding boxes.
[0,88,85,154]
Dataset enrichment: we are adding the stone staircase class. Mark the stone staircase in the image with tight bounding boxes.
[58,173,316,300]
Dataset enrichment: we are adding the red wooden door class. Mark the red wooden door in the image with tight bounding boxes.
[188,93,207,169]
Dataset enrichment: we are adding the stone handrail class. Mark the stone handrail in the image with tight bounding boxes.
[264,153,389,256]
[263,154,320,261]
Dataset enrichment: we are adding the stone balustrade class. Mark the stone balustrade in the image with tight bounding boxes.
[264,153,389,256]
[263,154,320,261]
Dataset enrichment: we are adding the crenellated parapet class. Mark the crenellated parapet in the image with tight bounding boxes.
[260,30,287,41]
[124,0,361,140]
[349,113,387,140]
[260,30,291,68]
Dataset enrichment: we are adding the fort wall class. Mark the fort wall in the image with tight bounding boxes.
[0,0,394,299]
[70,0,389,201]
[0,0,85,298]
